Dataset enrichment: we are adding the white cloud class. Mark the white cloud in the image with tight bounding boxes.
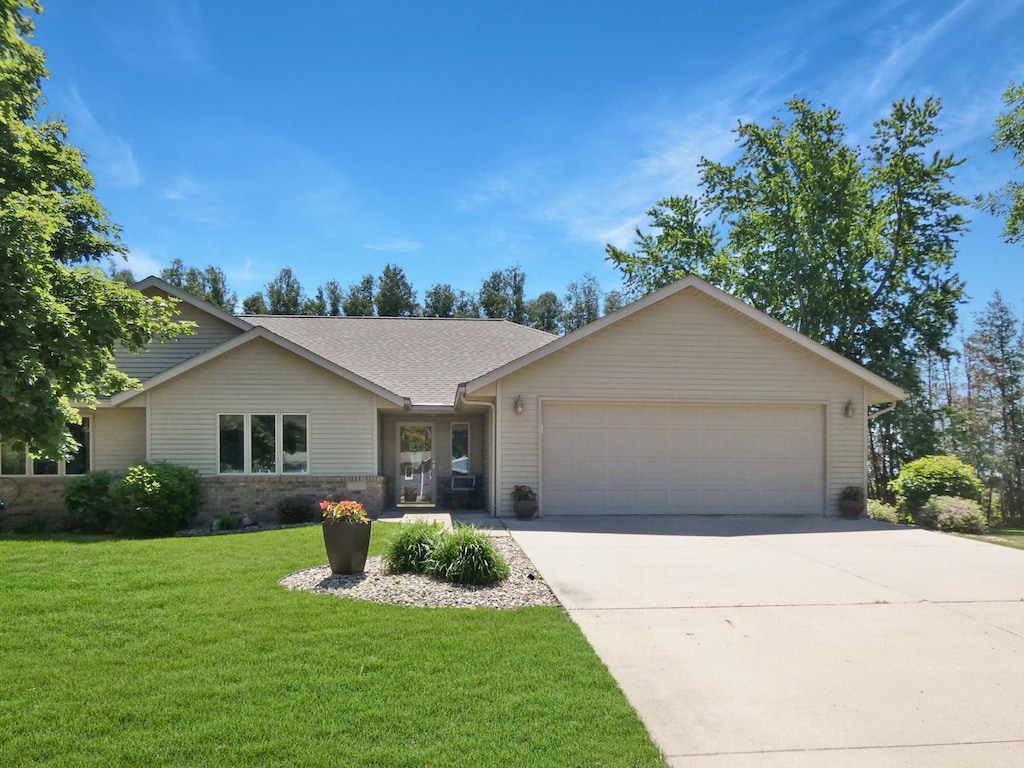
[363,239,424,253]
[65,87,143,189]
[120,247,163,280]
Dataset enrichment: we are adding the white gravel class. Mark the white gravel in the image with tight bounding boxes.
[278,535,560,610]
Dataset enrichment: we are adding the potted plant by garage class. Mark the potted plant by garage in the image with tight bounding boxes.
[512,485,538,520]
[320,499,372,574]
[838,486,866,518]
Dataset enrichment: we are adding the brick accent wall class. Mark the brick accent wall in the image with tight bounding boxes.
[0,475,389,532]
[197,475,389,526]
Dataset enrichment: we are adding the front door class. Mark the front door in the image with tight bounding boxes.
[398,424,434,505]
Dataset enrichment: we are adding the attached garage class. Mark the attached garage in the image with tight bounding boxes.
[541,402,825,515]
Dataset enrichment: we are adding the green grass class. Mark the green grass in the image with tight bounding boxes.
[0,524,666,767]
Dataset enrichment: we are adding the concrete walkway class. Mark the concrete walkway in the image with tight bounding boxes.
[505,516,1024,767]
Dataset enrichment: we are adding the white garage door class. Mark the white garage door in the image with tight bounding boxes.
[541,402,824,515]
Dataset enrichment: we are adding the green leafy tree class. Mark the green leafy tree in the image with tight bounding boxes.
[525,291,563,334]
[562,272,602,332]
[375,263,418,316]
[265,267,304,314]
[452,289,479,318]
[301,286,327,315]
[424,283,457,317]
[160,258,237,312]
[609,97,967,492]
[980,81,1024,243]
[105,259,135,285]
[322,279,342,316]
[342,274,374,316]
[603,289,625,316]
[0,0,188,458]
[479,266,527,323]
[241,292,268,314]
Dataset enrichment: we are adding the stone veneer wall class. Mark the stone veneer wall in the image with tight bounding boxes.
[0,475,389,532]
[197,475,388,526]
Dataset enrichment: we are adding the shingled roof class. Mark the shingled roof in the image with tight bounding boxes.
[245,315,557,406]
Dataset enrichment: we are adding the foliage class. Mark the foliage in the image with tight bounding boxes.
[425,524,511,585]
[265,267,305,314]
[213,513,243,531]
[241,291,268,314]
[889,455,983,517]
[525,290,563,333]
[479,266,527,323]
[341,273,375,316]
[110,462,202,537]
[840,485,864,501]
[608,97,968,492]
[319,498,369,524]
[161,258,237,311]
[0,1,190,457]
[383,519,446,573]
[275,495,317,524]
[375,263,418,316]
[562,272,602,332]
[867,499,900,524]
[917,495,988,534]
[424,282,457,317]
[979,81,1024,243]
[512,484,536,502]
[0,527,665,767]
[64,470,118,533]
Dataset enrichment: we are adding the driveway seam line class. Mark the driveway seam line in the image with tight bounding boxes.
[669,737,1024,759]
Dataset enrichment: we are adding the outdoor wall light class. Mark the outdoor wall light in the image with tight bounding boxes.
[514,395,524,415]
[843,399,855,418]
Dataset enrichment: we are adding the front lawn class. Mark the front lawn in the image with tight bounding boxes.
[0,524,666,767]
[981,527,1024,549]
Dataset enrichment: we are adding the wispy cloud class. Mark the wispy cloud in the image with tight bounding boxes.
[121,247,163,280]
[65,87,142,188]
[363,239,423,253]
[102,0,210,74]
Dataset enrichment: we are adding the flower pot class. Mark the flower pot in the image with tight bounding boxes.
[513,500,538,520]
[838,500,865,519]
[322,520,372,574]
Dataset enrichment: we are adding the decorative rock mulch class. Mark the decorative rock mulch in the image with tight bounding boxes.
[279,536,560,610]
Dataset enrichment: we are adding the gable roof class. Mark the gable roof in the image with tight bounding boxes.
[246,315,556,406]
[463,275,907,403]
[133,276,252,332]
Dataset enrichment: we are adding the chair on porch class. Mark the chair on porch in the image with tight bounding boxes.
[449,474,476,510]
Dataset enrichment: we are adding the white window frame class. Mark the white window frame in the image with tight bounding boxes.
[217,413,309,475]
[0,417,91,477]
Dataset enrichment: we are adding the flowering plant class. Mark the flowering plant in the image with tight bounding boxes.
[319,499,369,524]
[512,484,536,502]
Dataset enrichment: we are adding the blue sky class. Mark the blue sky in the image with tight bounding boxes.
[32,0,1024,322]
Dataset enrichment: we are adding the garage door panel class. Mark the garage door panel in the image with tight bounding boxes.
[541,403,824,516]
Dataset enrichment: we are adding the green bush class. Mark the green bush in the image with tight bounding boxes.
[918,495,988,534]
[383,520,446,573]
[425,524,510,585]
[64,471,119,533]
[275,495,317,525]
[111,463,202,538]
[214,514,243,532]
[889,455,983,517]
[867,499,899,524]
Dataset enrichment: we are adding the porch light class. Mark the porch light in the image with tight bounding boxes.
[514,395,524,415]
[843,399,855,418]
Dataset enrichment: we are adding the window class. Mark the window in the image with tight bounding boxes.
[1,418,90,476]
[451,422,469,476]
[218,414,307,474]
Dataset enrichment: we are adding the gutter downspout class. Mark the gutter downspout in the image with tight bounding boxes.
[480,400,496,516]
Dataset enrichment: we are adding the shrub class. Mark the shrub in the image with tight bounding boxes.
[214,514,243,532]
[918,495,988,534]
[111,463,201,538]
[889,455,983,517]
[425,524,510,585]
[867,499,899,524]
[64,471,119,533]
[276,495,317,525]
[384,520,446,574]
[13,516,48,535]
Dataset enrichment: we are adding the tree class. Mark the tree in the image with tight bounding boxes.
[452,289,480,318]
[479,265,527,323]
[265,267,304,314]
[0,0,187,457]
[603,289,625,316]
[608,97,968,491]
[105,259,135,285]
[562,272,602,332]
[160,258,237,312]
[322,280,343,316]
[424,283,457,317]
[341,274,374,316]
[241,292,268,314]
[980,81,1024,243]
[525,291,563,334]
[301,286,327,315]
[375,263,418,316]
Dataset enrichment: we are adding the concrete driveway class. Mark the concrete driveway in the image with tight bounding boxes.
[505,516,1024,767]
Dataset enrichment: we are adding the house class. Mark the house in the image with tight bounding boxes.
[0,274,905,525]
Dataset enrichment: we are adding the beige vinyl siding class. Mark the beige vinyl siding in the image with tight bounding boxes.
[147,338,376,475]
[114,300,243,382]
[496,288,868,516]
[91,408,146,471]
